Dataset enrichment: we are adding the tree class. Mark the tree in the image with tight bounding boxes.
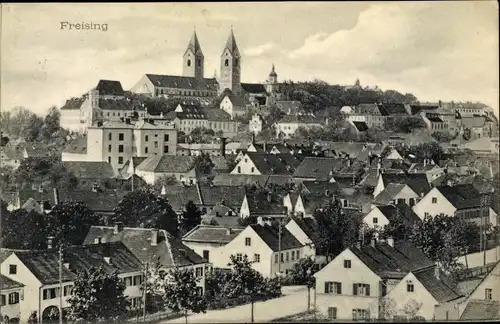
[401,299,423,319]
[41,106,61,139]
[45,201,102,248]
[288,257,316,285]
[1,208,47,250]
[155,268,207,323]
[25,114,45,142]
[193,152,214,176]
[67,267,129,323]
[379,297,398,320]
[237,216,257,227]
[180,201,202,236]
[112,188,179,237]
[313,199,361,261]
[15,156,78,190]
[384,116,426,133]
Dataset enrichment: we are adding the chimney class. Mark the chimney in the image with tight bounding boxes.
[113,222,123,234]
[220,137,227,157]
[47,236,54,249]
[263,142,267,152]
[104,257,111,264]
[257,216,265,226]
[94,237,101,244]
[53,188,59,206]
[63,262,70,269]
[267,192,272,203]
[226,228,232,235]
[252,133,256,145]
[387,237,394,247]
[151,229,158,246]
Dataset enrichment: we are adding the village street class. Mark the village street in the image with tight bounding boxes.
[161,286,313,323]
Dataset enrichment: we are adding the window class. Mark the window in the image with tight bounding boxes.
[353,283,370,296]
[291,251,295,261]
[119,133,124,141]
[373,217,378,224]
[9,265,17,274]
[108,133,112,141]
[63,285,73,296]
[0,295,5,306]
[118,156,123,164]
[224,59,229,66]
[187,59,191,67]
[352,309,370,321]
[108,144,112,152]
[424,212,430,218]
[286,252,290,262]
[124,276,133,287]
[203,250,210,261]
[133,275,143,286]
[296,250,300,259]
[118,145,124,153]
[154,141,158,148]
[196,267,203,277]
[432,197,437,204]
[245,237,251,246]
[236,254,242,261]
[237,166,241,173]
[407,283,415,292]
[108,157,111,163]
[145,135,149,142]
[280,253,284,263]
[344,260,351,268]
[43,288,58,300]
[328,307,337,319]
[197,59,201,66]
[486,288,492,300]
[251,167,255,173]
[254,254,260,263]
[145,147,149,154]
[164,134,169,141]
[274,254,278,264]
[325,282,342,294]
[8,292,19,304]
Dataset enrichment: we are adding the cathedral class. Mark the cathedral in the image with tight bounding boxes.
[130,28,279,106]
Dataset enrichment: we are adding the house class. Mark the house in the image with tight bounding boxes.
[408,159,445,183]
[412,184,493,225]
[200,204,241,227]
[461,137,499,155]
[0,242,143,323]
[230,152,302,176]
[0,146,23,169]
[182,225,244,263]
[249,114,264,134]
[275,115,323,139]
[293,157,364,183]
[219,90,248,119]
[62,161,116,187]
[240,190,288,219]
[362,204,421,230]
[373,173,431,200]
[313,240,434,320]
[0,274,24,322]
[385,266,462,320]
[83,225,209,293]
[135,155,197,185]
[373,183,419,207]
[460,300,500,321]
[285,217,318,262]
[215,218,305,277]
[293,193,333,218]
[348,104,386,129]
[340,106,353,114]
[130,74,218,100]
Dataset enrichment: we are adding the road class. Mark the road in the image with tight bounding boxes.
[160,285,312,323]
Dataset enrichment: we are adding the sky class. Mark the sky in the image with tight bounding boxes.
[1,2,499,116]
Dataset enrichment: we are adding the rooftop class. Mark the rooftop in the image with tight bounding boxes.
[182,225,243,244]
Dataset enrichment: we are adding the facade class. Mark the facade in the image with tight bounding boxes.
[219,92,248,119]
[276,115,323,138]
[249,114,264,134]
[0,275,24,322]
[134,155,197,185]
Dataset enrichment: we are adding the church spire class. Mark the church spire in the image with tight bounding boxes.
[270,64,277,77]
[224,26,239,55]
[185,28,203,56]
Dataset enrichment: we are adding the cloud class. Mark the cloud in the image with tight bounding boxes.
[243,42,276,57]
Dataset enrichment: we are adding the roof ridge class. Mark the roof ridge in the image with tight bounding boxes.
[162,230,177,269]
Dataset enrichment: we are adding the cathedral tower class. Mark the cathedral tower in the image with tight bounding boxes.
[183,29,204,79]
[219,27,241,95]
[266,64,278,93]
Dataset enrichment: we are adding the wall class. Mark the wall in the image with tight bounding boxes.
[0,287,23,321]
[392,185,419,205]
[230,155,261,175]
[269,248,304,277]
[412,188,456,220]
[285,220,316,258]
[456,246,500,268]
[60,109,81,133]
[363,207,390,229]
[314,248,382,320]
[130,75,155,97]
[134,128,177,157]
[181,241,228,268]
[61,152,93,162]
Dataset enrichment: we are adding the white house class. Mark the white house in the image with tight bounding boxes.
[220,93,247,119]
[313,240,434,320]
[373,183,420,206]
[362,204,421,230]
[215,219,305,278]
[0,275,24,322]
[373,173,431,199]
[249,114,264,134]
[134,155,197,185]
[285,217,321,263]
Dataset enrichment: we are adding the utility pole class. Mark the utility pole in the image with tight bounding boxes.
[142,262,148,322]
[278,220,282,275]
[59,245,63,324]
[481,193,488,266]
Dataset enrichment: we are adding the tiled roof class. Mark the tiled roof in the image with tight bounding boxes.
[293,157,361,180]
[223,91,247,108]
[250,224,303,252]
[381,173,431,196]
[300,194,334,214]
[60,189,128,212]
[269,144,292,154]
[204,204,235,217]
[212,174,270,186]
[61,97,85,110]
[0,274,24,290]
[409,104,439,115]
[436,184,481,209]
[412,267,462,303]
[201,214,241,227]
[374,183,407,205]
[205,108,233,121]
[278,115,323,124]
[379,103,409,116]
[145,74,218,91]
[182,225,243,244]
[246,152,301,175]
[241,83,266,94]
[300,182,342,196]
[460,299,500,320]
[63,136,87,154]
[211,156,230,171]
[246,191,288,216]
[290,217,317,239]
[14,250,77,284]
[158,186,201,211]
[461,117,486,129]
[83,226,206,268]
[63,161,116,179]
[376,204,421,227]
[408,162,439,173]
[356,104,381,115]
[98,98,136,111]
[352,121,369,132]
[350,241,434,279]
[164,104,207,120]
[136,155,196,173]
[96,80,125,97]
[119,157,148,178]
[199,185,246,207]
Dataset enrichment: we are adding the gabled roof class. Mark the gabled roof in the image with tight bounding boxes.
[299,181,342,196]
[185,30,203,56]
[412,267,462,303]
[83,226,206,268]
[13,250,77,284]
[204,108,233,121]
[350,241,434,279]
[245,152,301,175]
[376,204,421,227]
[21,197,45,214]
[289,217,317,239]
[408,162,440,173]
[63,136,87,154]
[460,299,500,320]
[222,90,247,107]
[381,173,431,196]
[436,184,481,209]
[98,98,137,111]
[352,121,369,132]
[293,157,361,180]
[0,274,24,290]
[182,225,243,244]
[96,80,125,97]
[299,194,334,214]
[374,183,408,205]
[379,103,409,116]
[245,191,288,216]
[211,156,230,171]
[241,83,266,94]
[136,155,196,173]
[249,224,303,252]
[355,103,381,115]
[62,161,116,179]
[61,97,85,110]
[145,74,218,91]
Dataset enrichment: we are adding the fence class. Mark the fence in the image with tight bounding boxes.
[457,246,500,268]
